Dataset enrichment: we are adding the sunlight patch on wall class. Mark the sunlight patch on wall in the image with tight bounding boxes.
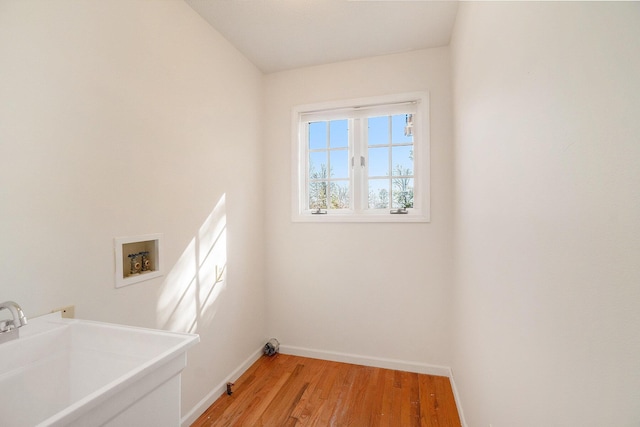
[156,194,227,333]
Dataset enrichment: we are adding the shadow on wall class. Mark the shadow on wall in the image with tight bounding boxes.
[156,194,227,333]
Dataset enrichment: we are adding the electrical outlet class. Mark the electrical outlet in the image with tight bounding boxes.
[52,305,75,319]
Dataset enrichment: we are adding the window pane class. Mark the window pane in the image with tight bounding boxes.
[309,181,328,209]
[368,116,389,146]
[368,147,389,177]
[392,177,414,209]
[391,145,414,176]
[330,150,349,179]
[391,114,413,144]
[329,181,350,209]
[368,179,390,209]
[309,122,327,150]
[309,151,327,179]
[329,120,348,148]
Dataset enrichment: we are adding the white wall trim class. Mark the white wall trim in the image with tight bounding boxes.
[182,344,467,426]
[181,347,263,427]
[280,344,451,377]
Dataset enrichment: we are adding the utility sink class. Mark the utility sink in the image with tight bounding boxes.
[0,312,199,426]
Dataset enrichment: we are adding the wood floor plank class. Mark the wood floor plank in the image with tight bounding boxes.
[328,361,361,425]
[434,375,461,427]
[378,368,395,427]
[409,373,421,426]
[350,365,372,425]
[257,363,308,425]
[399,371,414,426]
[316,358,340,400]
[389,369,404,424]
[419,373,439,427]
[317,361,352,426]
[225,369,292,426]
[289,358,329,424]
[192,354,461,427]
[369,365,389,426]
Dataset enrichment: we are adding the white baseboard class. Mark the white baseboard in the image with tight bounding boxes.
[279,344,451,377]
[182,344,466,427]
[180,347,263,427]
[447,368,468,427]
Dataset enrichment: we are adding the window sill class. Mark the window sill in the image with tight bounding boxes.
[291,212,430,223]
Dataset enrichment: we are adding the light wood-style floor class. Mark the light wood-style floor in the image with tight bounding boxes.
[192,353,462,427]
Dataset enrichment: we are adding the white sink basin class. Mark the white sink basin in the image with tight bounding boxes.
[0,312,199,427]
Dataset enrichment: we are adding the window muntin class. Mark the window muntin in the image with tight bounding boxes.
[292,92,429,222]
[366,114,415,211]
[307,119,351,210]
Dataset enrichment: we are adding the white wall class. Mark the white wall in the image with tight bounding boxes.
[451,2,640,426]
[263,49,454,367]
[0,0,266,420]
[7,1,638,424]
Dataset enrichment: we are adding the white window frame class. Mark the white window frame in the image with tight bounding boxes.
[291,91,430,223]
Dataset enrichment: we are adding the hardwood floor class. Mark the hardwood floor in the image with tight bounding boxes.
[191,354,461,427]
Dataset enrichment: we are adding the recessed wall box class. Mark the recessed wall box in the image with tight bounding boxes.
[114,234,163,288]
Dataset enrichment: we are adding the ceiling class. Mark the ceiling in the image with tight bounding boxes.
[186,0,460,74]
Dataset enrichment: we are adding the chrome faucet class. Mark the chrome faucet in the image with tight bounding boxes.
[0,301,27,343]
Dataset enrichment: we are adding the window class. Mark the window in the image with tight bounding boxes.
[291,92,430,222]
